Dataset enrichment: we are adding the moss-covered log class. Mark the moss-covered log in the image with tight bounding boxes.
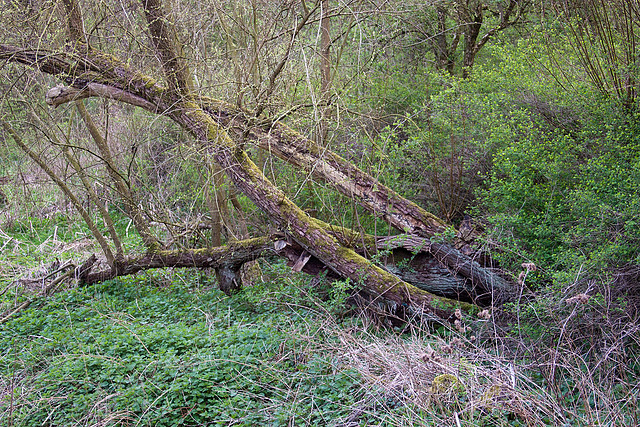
[199,98,448,237]
[80,236,276,292]
[76,233,488,311]
[274,235,510,305]
[0,45,472,321]
[41,83,512,298]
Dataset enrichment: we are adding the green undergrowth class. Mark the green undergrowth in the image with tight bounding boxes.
[4,266,627,426]
[0,209,146,292]
[0,272,375,426]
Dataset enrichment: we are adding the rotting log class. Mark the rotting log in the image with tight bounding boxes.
[81,236,276,295]
[375,235,513,304]
[274,235,510,305]
[0,44,495,320]
[43,83,512,299]
[74,233,496,308]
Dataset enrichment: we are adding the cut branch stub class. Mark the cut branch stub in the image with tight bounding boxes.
[216,266,242,295]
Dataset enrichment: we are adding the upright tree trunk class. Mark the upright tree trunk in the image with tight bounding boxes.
[459,1,483,78]
[318,0,331,144]
[433,5,458,74]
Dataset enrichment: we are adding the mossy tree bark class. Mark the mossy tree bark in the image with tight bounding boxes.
[81,236,276,289]
[0,0,514,320]
[77,233,489,308]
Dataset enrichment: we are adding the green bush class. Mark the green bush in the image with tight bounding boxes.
[481,104,640,279]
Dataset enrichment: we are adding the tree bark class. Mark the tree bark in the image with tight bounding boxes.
[318,0,332,144]
[199,97,448,237]
[433,5,459,74]
[76,232,495,307]
[0,39,502,320]
[81,236,276,289]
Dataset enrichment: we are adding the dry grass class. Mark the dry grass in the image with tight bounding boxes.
[264,275,640,426]
[311,320,563,426]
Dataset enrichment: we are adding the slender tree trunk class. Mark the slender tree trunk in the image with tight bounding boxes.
[205,162,225,248]
[318,0,331,144]
[75,100,161,250]
[1,121,116,264]
[433,5,458,74]
[459,1,483,78]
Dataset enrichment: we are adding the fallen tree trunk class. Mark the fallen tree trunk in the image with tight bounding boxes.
[0,23,509,321]
[200,100,516,301]
[200,98,448,237]
[80,236,276,290]
[1,47,469,320]
[44,85,447,237]
[4,234,477,324]
[273,238,475,299]
[43,83,512,299]
[76,232,506,307]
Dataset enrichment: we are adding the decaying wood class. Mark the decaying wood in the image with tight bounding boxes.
[0,7,513,321]
[80,236,276,288]
[274,235,509,305]
[71,233,491,310]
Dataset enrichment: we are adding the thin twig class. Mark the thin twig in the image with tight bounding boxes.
[0,268,75,324]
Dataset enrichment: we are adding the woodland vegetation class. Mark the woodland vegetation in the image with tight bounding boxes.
[1,0,639,425]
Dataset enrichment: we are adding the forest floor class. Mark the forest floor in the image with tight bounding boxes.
[1,210,638,426]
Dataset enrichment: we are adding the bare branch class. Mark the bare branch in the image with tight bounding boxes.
[46,85,158,111]
[1,120,116,264]
[75,100,162,250]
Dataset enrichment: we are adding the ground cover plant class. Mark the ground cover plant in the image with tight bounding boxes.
[1,272,369,426]
[1,216,638,426]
